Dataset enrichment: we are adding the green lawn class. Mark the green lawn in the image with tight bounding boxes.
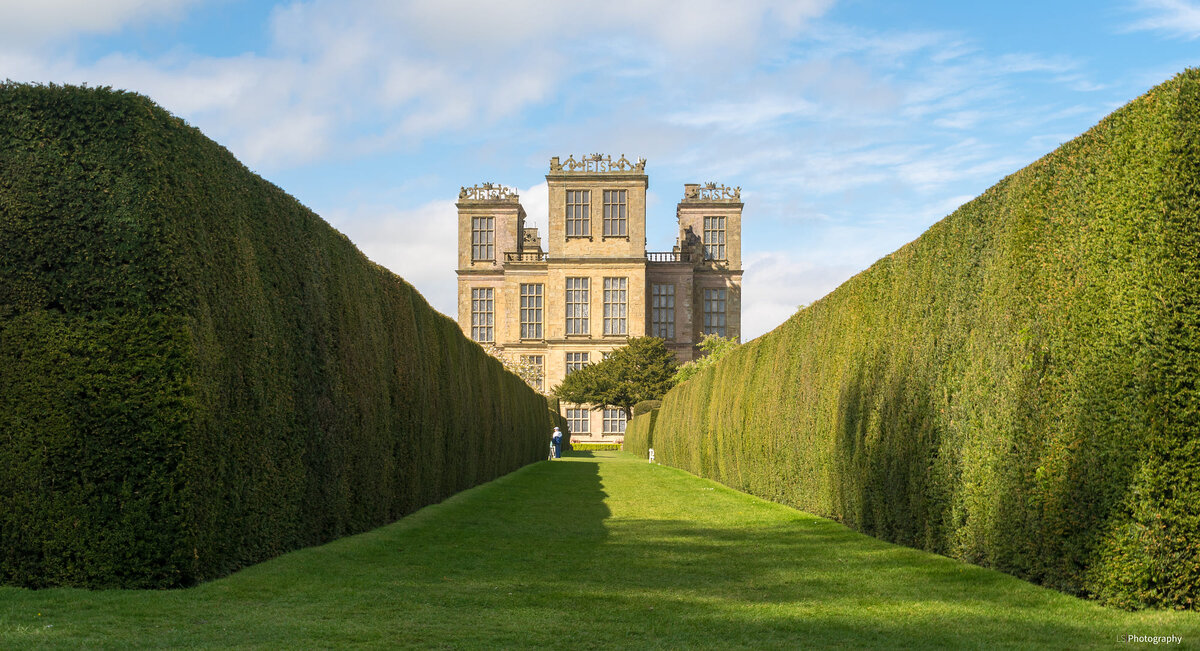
[2,451,1197,649]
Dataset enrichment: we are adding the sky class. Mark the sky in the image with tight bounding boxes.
[1,0,1197,340]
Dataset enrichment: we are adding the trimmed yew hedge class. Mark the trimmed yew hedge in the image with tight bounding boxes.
[648,70,1200,610]
[0,83,560,588]
[624,409,657,458]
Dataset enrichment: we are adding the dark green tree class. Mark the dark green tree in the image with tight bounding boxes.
[553,337,679,418]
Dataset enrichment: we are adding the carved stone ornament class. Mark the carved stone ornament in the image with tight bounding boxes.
[459,182,519,201]
[684,182,741,201]
[549,153,646,173]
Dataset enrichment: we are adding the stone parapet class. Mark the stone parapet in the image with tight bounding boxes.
[458,182,520,203]
[548,153,645,174]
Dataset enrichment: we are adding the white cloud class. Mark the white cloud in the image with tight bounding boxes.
[667,96,819,132]
[519,183,550,243]
[992,52,1078,75]
[0,0,841,169]
[318,180,550,320]
[0,48,340,168]
[932,110,986,130]
[0,0,199,44]
[372,0,833,60]
[742,253,860,340]
[807,23,956,61]
[0,0,1145,341]
[241,111,333,165]
[896,142,1024,191]
[326,199,460,317]
[739,190,976,340]
[1126,0,1200,38]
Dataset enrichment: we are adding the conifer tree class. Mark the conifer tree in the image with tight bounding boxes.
[553,337,678,417]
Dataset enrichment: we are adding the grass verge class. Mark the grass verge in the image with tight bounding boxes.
[2,451,1197,648]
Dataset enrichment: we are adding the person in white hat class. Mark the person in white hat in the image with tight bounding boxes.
[551,426,563,459]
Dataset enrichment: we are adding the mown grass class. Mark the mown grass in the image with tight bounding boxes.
[2,451,1197,649]
[633,70,1200,608]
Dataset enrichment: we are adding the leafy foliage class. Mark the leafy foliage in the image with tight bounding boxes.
[673,334,740,384]
[0,83,566,588]
[552,337,678,416]
[644,70,1200,610]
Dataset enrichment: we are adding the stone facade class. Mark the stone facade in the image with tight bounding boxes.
[455,156,743,442]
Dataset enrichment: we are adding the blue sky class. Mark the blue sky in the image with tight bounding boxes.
[2,0,1197,339]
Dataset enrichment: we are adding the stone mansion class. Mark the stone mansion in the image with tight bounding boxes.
[455,154,742,442]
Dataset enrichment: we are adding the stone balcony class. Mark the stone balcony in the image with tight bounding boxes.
[503,251,548,263]
[646,251,694,263]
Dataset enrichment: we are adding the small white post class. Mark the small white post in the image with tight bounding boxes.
[648,448,655,463]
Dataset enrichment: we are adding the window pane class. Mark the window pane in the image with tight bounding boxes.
[566,277,589,335]
[603,189,626,237]
[566,352,589,375]
[567,408,590,434]
[702,288,726,337]
[470,287,494,342]
[471,216,494,261]
[520,283,544,339]
[651,283,675,339]
[567,190,590,237]
[603,277,627,335]
[602,407,627,433]
[703,215,726,261]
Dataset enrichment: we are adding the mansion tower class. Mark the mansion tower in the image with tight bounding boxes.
[455,154,742,442]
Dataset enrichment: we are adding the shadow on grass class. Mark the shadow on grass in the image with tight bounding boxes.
[575,519,1093,648]
[0,455,615,647]
[368,452,1189,649]
[3,454,1196,649]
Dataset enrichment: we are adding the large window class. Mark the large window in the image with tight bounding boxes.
[603,408,627,434]
[520,354,544,392]
[566,352,589,375]
[603,277,627,336]
[566,190,590,237]
[470,288,494,342]
[651,283,675,340]
[567,408,590,434]
[566,277,589,335]
[703,216,726,261]
[602,190,627,237]
[471,216,494,262]
[519,283,544,339]
[703,288,727,337]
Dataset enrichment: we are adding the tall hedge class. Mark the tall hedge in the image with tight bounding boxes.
[647,70,1200,610]
[624,408,657,459]
[0,83,560,588]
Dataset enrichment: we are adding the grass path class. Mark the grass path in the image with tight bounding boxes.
[2,451,1198,648]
